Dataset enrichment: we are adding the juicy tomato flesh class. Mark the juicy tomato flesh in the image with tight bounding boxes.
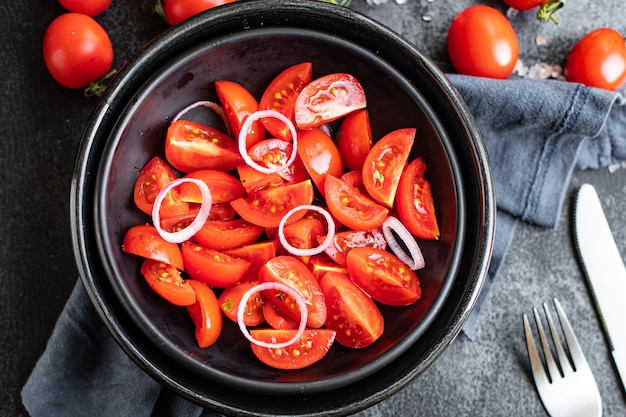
[123,224,184,270]
[218,281,265,326]
[140,259,196,306]
[249,329,336,370]
[215,79,265,147]
[180,170,245,204]
[322,228,386,266]
[308,254,349,281]
[181,241,251,287]
[186,280,223,348]
[133,156,188,218]
[336,109,373,172]
[262,300,299,330]
[193,219,264,251]
[297,128,344,195]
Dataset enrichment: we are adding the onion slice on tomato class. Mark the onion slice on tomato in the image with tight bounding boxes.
[237,281,308,349]
[277,205,336,257]
[152,178,212,243]
[172,100,229,131]
[238,109,298,174]
[382,216,425,270]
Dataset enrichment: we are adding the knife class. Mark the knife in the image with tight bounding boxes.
[574,183,626,392]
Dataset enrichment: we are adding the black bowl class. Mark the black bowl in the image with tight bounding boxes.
[71,1,494,415]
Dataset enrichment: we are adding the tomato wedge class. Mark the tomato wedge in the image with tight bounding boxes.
[218,281,265,326]
[247,138,310,183]
[321,228,386,266]
[396,157,440,240]
[308,254,348,281]
[122,224,184,270]
[223,240,278,278]
[362,128,415,208]
[186,280,223,348]
[259,62,313,140]
[249,329,336,370]
[320,271,384,348]
[140,259,195,306]
[133,156,188,218]
[295,73,367,129]
[165,120,243,173]
[230,179,315,228]
[215,79,265,148]
[180,170,245,204]
[258,256,327,328]
[181,241,251,287]
[193,219,264,251]
[336,109,373,172]
[236,164,287,194]
[346,247,421,306]
[297,128,343,195]
[262,300,298,330]
[324,175,389,231]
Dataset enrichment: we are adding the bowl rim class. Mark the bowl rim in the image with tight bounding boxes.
[70,1,495,415]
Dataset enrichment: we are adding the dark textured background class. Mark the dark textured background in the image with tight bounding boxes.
[2,0,625,416]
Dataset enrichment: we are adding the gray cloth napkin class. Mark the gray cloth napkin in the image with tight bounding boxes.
[22,75,626,417]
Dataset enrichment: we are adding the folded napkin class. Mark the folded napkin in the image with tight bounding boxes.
[22,75,626,417]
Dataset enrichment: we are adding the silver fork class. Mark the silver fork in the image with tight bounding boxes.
[523,298,602,417]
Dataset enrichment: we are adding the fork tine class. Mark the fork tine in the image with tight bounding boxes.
[533,307,562,381]
[543,301,573,376]
[523,313,550,387]
[553,298,587,371]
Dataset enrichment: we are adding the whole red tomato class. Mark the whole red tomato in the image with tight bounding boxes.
[43,13,114,89]
[565,28,626,91]
[158,0,236,26]
[447,5,519,79]
[503,0,564,23]
[57,0,112,16]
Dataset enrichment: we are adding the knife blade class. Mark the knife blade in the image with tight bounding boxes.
[574,183,626,392]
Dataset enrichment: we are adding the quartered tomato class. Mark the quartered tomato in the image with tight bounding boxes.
[346,247,421,306]
[140,259,196,306]
[133,157,188,218]
[259,256,327,328]
[218,281,265,326]
[181,241,251,287]
[186,280,223,348]
[396,157,440,240]
[215,79,265,147]
[247,139,309,183]
[324,175,389,231]
[193,219,264,251]
[322,228,386,266]
[362,128,415,208]
[262,301,298,330]
[294,73,367,129]
[230,180,315,228]
[336,109,373,172]
[320,272,384,349]
[165,120,243,173]
[159,0,236,26]
[259,62,313,140]
[123,224,184,270]
[223,240,278,278]
[236,164,287,194]
[308,255,349,280]
[249,329,336,370]
[297,128,343,195]
[279,217,325,265]
[180,170,244,204]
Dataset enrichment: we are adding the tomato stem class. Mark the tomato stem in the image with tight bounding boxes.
[83,68,117,98]
[537,0,565,24]
[153,0,167,23]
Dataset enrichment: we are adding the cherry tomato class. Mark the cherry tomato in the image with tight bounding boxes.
[230,180,315,228]
[249,329,336,370]
[396,157,440,240]
[294,73,367,129]
[215,80,265,147]
[296,128,344,195]
[140,259,196,306]
[346,247,421,306]
[362,128,415,208]
[503,0,564,23]
[122,224,184,270]
[565,28,626,91]
[218,281,265,326]
[165,120,243,173]
[447,5,519,79]
[259,62,313,140]
[321,228,386,266]
[320,272,384,349]
[259,256,327,328]
[160,0,236,26]
[186,280,223,348]
[262,300,298,330]
[180,170,244,204]
[133,156,189,218]
[336,109,373,172]
[247,139,309,183]
[324,175,389,231]
[181,241,251,287]
[57,0,112,16]
[43,13,114,89]
[194,219,264,251]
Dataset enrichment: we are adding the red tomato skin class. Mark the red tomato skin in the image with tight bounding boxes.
[181,241,251,287]
[218,281,265,326]
[446,5,519,79]
[194,219,264,251]
[503,0,543,10]
[249,329,336,370]
[223,240,278,279]
[308,254,349,281]
[320,272,384,349]
[57,0,112,16]
[140,259,196,306]
[122,224,184,270]
[565,28,626,91]
[163,0,236,25]
[262,300,299,330]
[396,157,440,240]
[133,156,189,218]
[180,170,244,204]
[297,128,344,195]
[215,80,265,147]
[43,13,113,89]
[186,280,223,348]
[336,109,373,172]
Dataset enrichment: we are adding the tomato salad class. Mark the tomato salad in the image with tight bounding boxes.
[121,62,440,370]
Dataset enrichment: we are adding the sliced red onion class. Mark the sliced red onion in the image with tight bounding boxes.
[152,178,212,243]
[237,281,307,349]
[382,216,425,270]
[172,100,229,131]
[277,205,336,257]
[238,110,298,174]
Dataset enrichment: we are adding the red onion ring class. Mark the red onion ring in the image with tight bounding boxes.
[237,281,308,349]
[277,205,336,257]
[238,110,298,174]
[152,178,212,243]
[382,216,425,270]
